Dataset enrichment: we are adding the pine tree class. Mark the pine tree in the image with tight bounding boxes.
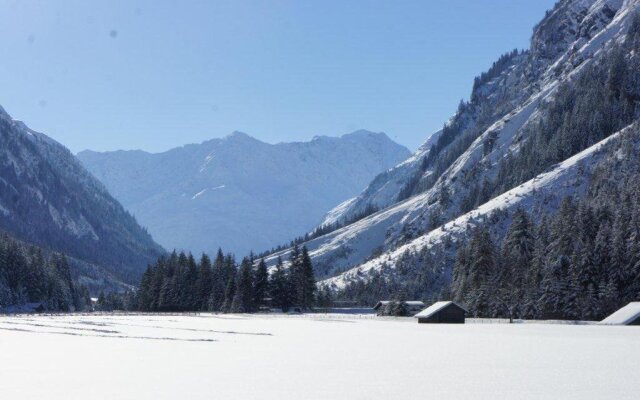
[208,249,227,311]
[299,247,316,309]
[221,266,237,313]
[230,257,255,313]
[269,257,292,312]
[501,208,534,318]
[253,258,269,309]
[195,253,213,310]
[465,228,498,317]
[289,245,303,307]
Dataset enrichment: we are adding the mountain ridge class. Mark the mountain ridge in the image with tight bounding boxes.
[264,0,640,298]
[78,130,410,257]
[0,105,165,287]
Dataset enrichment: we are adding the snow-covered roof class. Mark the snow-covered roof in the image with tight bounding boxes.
[599,302,640,325]
[414,301,466,319]
[373,300,425,310]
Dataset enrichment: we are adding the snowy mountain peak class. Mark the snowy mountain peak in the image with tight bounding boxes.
[224,130,258,142]
[341,129,386,139]
[79,131,410,256]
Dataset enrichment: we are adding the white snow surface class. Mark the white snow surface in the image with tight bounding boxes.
[600,302,640,325]
[320,128,443,227]
[0,314,638,400]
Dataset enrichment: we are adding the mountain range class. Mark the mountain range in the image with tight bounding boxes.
[3,0,640,319]
[77,130,409,257]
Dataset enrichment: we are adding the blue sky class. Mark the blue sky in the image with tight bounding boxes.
[0,0,556,153]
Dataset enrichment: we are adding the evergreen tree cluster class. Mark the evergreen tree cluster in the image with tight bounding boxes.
[0,233,91,311]
[462,25,640,214]
[453,196,640,320]
[137,246,316,313]
[335,125,640,320]
[471,49,523,98]
[334,240,454,308]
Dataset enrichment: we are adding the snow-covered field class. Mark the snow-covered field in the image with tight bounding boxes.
[0,314,638,400]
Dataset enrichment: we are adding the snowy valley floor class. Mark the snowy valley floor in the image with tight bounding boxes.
[0,314,638,400]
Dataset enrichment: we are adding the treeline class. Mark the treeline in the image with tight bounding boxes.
[397,49,527,203]
[0,233,91,311]
[344,118,640,320]
[471,49,523,99]
[132,245,317,313]
[336,143,640,320]
[453,199,640,320]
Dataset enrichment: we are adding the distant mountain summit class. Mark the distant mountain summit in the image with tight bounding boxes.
[78,130,410,256]
[0,106,164,286]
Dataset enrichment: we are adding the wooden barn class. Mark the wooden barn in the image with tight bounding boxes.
[414,301,466,324]
[599,302,640,325]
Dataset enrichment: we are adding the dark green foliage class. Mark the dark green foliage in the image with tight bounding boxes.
[379,300,409,317]
[253,258,269,308]
[269,257,293,312]
[137,246,317,313]
[195,253,213,310]
[0,233,90,312]
[95,290,137,311]
[230,257,255,313]
[454,180,640,320]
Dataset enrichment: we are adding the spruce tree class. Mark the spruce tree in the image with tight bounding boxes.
[253,258,269,309]
[230,257,254,313]
[299,246,316,309]
[221,265,237,313]
[269,256,292,312]
[195,253,213,310]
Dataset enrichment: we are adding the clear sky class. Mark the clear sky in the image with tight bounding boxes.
[0,0,557,153]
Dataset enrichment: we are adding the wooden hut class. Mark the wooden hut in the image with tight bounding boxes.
[414,301,466,324]
[599,302,640,325]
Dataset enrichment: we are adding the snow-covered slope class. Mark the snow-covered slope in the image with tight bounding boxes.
[322,124,635,289]
[320,129,442,227]
[266,0,640,285]
[78,130,409,256]
[0,105,164,285]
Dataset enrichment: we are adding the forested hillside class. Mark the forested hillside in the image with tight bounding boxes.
[0,233,91,312]
[267,0,640,320]
[0,106,165,290]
